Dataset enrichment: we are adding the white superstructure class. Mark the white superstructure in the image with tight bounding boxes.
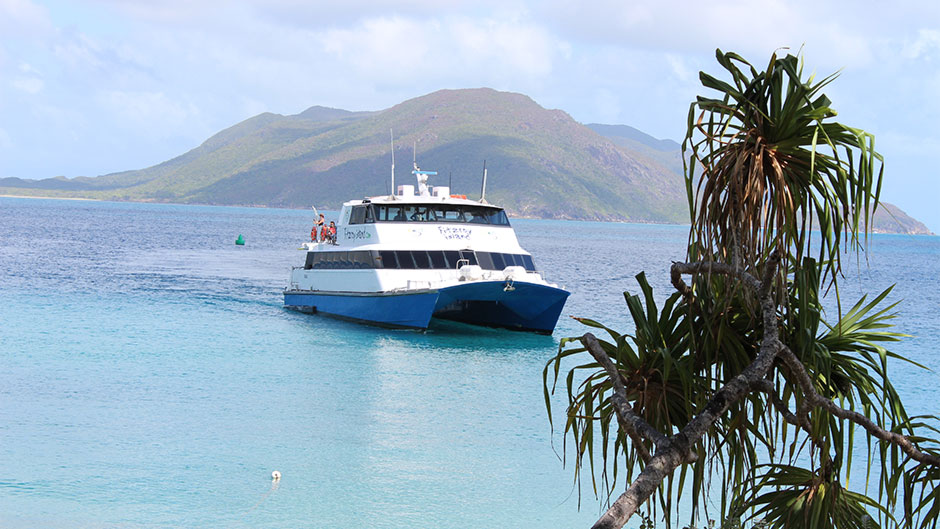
[284,164,569,333]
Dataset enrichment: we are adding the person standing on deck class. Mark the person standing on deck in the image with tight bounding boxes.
[313,213,325,242]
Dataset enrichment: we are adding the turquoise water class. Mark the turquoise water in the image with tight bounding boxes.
[1,197,937,528]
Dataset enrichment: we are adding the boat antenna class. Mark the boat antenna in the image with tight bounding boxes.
[389,129,395,199]
[480,160,488,204]
[449,171,452,190]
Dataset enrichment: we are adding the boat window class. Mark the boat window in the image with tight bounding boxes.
[396,250,417,269]
[304,249,536,271]
[379,250,398,269]
[374,206,397,222]
[350,251,371,268]
[465,207,489,224]
[349,206,367,225]
[485,209,509,225]
[521,254,535,271]
[475,251,494,270]
[459,249,477,266]
[443,250,460,268]
[429,251,446,269]
[369,204,509,225]
[436,208,465,222]
[411,250,431,269]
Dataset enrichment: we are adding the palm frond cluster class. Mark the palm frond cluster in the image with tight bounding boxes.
[545,50,939,529]
[685,50,883,286]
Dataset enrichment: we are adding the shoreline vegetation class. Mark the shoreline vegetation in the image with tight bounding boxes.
[1,88,932,233]
[1,192,932,235]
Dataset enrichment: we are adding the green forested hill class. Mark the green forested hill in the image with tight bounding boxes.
[0,88,688,222]
[6,87,929,230]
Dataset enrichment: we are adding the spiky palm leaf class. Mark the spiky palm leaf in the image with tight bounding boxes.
[684,50,884,285]
[545,49,940,529]
[732,464,893,529]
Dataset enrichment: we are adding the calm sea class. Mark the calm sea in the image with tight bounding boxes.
[1,197,937,528]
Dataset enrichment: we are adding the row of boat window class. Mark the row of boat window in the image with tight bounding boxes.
[348,204,510,225]
[304,250,536,271]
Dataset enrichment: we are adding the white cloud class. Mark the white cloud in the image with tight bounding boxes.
[665,54,693,83]
[902,29,940,60]
[53,32,107,71]
[450,17,557,77]
[316,14,560,85]
[319,16,434,77]
[11,76,43,94]
[539,0,883,71]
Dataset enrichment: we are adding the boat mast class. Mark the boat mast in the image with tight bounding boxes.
[480,160,488,204]
[389,129,395,199]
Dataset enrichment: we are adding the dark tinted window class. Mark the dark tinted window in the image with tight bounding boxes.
[350,251,371,268]
[304,249,535,271]
[379,250,398,269]
[350,206,366,224]
[486,209,509,225]
[476,251,495,270]
[521,254,535,271]
[429,251,446,268]
[411,250,431,269]
[371,204,509,225]
[443,250,460,268]
[397,251,416,269]
[459,250,477,266]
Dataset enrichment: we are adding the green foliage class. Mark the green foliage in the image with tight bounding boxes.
[732,464,891,529]
[0,89,687,222]
[545,49,940,529]
[684,49,884,287]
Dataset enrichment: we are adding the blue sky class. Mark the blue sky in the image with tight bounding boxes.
[2,0,939,231]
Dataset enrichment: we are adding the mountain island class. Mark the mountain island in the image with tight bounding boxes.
[0,88,930,233]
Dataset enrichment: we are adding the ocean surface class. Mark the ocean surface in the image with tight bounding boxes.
[1,197,937,528]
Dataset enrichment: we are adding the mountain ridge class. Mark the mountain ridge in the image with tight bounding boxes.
[0,88,930,232]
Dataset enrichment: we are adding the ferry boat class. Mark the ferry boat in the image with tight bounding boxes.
[283,164,569,334]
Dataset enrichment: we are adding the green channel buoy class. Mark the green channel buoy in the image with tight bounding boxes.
[235,234,245,246]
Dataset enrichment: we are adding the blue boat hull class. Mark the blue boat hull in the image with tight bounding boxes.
[283,281,569,334]
[433,281,569,334]
[283,289,440,329]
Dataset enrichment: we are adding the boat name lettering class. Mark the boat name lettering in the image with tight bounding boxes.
[343,228,372,240]
[438,226,471,240]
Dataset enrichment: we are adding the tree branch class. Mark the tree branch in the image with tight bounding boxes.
[591,255,784,529]
[581,333,667,461]
[777,345,940,467]
[752,379,802,430]
[671,260,762,296]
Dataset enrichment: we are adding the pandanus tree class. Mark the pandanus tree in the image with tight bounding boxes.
[545,50,940,528]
